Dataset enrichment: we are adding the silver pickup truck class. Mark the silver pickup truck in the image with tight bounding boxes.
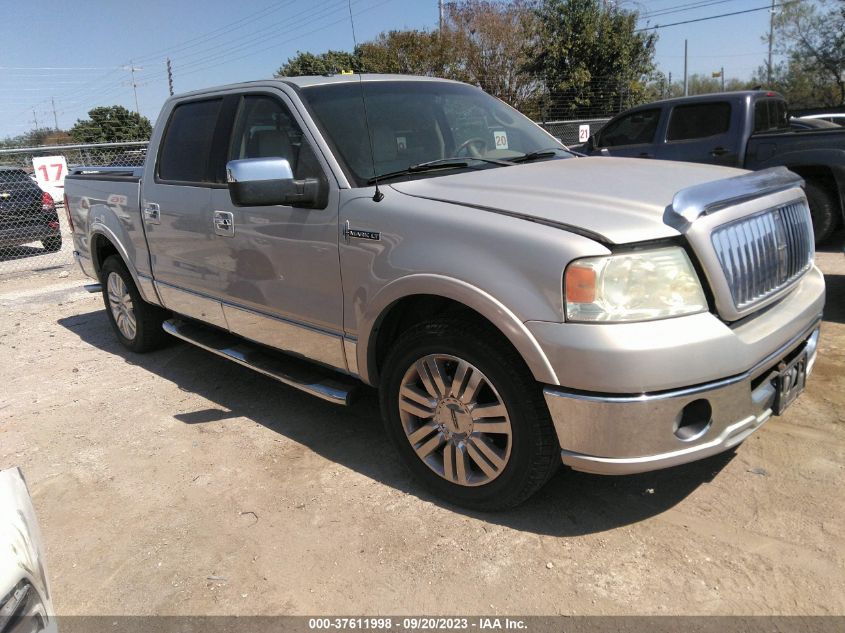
[66,75,825,510]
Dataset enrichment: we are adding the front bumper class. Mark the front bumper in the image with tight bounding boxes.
[544,322,820,475]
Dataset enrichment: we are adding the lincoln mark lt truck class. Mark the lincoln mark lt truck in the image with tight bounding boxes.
[65,75,825,510]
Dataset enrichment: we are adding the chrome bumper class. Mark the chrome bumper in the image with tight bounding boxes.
[545,322,820,475]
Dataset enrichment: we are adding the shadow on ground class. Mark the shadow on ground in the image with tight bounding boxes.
[58,309,734,537]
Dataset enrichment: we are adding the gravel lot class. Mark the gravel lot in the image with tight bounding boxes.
[1,237,843,616]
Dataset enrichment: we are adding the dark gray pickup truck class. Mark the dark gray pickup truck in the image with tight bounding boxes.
[580,91,845,243]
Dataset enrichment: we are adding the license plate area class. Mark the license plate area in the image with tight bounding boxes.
[772,351,807,415]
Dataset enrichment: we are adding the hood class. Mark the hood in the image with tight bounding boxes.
[389,157,746,244]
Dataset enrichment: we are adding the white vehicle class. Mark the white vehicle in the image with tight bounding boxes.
[0,467,56,632]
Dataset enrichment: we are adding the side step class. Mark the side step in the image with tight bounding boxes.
[162,318,358,405]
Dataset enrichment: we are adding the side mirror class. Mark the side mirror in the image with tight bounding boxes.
[226,158,323,208]
[586,135,596,152]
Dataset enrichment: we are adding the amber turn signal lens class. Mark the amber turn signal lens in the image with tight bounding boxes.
[565,264,596,304]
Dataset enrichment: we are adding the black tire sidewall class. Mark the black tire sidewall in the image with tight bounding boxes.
[380,323,551,510]
[100,256,159,353]
[804,181,837,244]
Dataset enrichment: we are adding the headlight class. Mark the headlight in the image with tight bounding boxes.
[564,246,707,322]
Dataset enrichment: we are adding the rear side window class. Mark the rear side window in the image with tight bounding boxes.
[598,108,661,147]
[754,99,789,133]
[158,99,222,183]
[0,169,35,186]
[667,102,731,141]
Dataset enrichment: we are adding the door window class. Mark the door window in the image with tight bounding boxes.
[598,109,661,147]
[158,99,222,183]
[229,95,323,181]
[666,102,731,141]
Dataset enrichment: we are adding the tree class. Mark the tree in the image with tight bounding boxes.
[442,0,543,115]
[769,0,845,105]
[0,127,71,149]
[357,30,454,77]
[69,106,153,143]
[525,0,657,119]
[276,50,361,76]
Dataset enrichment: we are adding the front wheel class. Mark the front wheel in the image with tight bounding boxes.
[100,255,170,353]
[380,319,559,510]
[805,180,838,245]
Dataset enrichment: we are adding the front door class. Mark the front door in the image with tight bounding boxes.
[654,101,739,166]
[209,92,345,370]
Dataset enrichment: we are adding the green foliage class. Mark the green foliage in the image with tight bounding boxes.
[0,127,71,149]
[764,0,845,106]
[69,106,153,143]
[276,50,362,76]
[526,0,657,118]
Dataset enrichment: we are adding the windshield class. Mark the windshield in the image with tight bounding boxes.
[300,80,569,186]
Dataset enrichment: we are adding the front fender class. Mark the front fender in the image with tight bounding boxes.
[357,273,560,387]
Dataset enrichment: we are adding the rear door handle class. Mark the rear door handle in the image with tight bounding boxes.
[711,147,730,156]
[143,202,160,224]
[213,210,234,237]
[638,152,653,158]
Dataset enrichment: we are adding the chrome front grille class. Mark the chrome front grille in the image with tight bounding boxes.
[711,200,813,310]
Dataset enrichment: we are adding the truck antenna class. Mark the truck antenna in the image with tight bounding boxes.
[347,0,383,202]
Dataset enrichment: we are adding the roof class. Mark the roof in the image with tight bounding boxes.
[637,90,784,108]
[172,74,467,100]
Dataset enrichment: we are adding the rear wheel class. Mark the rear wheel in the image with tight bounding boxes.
[42,236,62,252]
[100,255,169,353]
[380,319,559,510]
[804,180,838,245]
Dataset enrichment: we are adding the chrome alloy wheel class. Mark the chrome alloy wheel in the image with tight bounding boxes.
[398,354,513,487]
[107,272,137,340]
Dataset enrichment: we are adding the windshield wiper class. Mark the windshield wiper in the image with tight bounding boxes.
[366,157,512,185]
[510,147,571,163]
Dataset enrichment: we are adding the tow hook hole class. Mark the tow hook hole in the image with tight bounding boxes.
[675,399,713,441]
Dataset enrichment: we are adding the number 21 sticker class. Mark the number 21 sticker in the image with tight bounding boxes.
[493,130,509,149]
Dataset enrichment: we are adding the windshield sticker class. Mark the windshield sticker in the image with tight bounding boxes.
[396,136,407,152]
[494,130,509,149]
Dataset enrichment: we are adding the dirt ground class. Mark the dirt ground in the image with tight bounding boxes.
[1,236,843,616]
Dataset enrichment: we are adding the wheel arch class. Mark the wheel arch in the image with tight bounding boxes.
[89,226,160,306]
[357,274,559,387]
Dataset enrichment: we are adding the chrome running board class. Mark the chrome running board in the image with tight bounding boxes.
[162,318,357,405]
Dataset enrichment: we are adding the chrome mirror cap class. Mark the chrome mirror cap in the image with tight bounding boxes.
[226,157,294,183]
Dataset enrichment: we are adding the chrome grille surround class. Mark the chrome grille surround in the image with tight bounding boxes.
[710,199,814,312]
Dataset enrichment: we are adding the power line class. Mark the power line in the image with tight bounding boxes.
[640,0,740,19]
[636,3,791,31]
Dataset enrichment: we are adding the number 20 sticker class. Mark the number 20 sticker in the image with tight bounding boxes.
[493,130,509,149]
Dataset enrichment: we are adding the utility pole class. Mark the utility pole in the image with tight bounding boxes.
[32,109,39,130]
[683,40,689,96]
[721,66,725,92]
[438,0,444,33]
[166,58,174,97]
[51,97,59,130]
[767,0,776,85]
[668,72,672,98]
[123,60,143,116]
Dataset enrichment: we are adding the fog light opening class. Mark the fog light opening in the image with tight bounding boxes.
[674,399,712,441]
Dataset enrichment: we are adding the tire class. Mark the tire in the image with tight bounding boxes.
[379,318,559,511]
[100,255,170,353]
[804,180,838,245]
[41,236,62,252]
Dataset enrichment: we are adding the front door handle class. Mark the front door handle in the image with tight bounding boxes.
[711,146,730,156]
[213,210,234,237]
[143,202,160,224]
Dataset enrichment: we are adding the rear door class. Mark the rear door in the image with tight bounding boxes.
[655,100,738,166]
[590,107,662,158]
[142,96,233,328]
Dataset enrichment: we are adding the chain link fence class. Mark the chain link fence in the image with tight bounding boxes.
[0,142,147,277]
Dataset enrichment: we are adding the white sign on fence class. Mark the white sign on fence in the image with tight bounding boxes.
[31,155,68,204]
[578,124,591,143]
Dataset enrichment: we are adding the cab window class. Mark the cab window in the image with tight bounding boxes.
[667,102,731,141]
[158,99,222,183]
[229,95,323,181]
[598,109,661,147]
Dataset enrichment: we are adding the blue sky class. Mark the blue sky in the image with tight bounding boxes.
[0,0,782,139]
